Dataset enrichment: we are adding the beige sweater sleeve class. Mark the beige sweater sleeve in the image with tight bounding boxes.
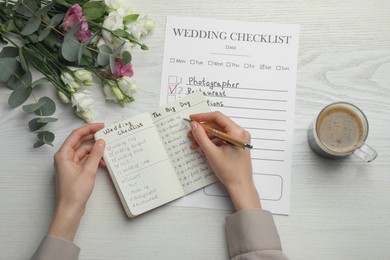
[225,208,289,260]
[30,236,80,260]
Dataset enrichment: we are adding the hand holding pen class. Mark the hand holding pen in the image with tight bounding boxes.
[186,112,261,211]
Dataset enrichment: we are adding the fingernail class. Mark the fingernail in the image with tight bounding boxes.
[97,139,106,147]
[190,121,197,130]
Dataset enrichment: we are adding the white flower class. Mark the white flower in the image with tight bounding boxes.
[105,0,132,13]
[60,71,82,91]
[103,82,119,102]
[75,110,93,123]
[71,90,94,122]
[117,77,138,96]
[57,91,70,104]
[126,16,155,39]
[102,12,124,45]
[74,69,93,86]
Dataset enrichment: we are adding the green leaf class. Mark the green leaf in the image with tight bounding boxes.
[21,15,41,35]
[97,44,112,66]
[15,0,37,17]
[37,131,55,146]
[37,117,58,123]
[42,31,57,49]
[7,68,32,90]
[122,51,132,65]
[22,100,46,113]
[50,13,65,27]
[8,86,32,108]
[39,26,52,41]
[0,47,19,58]
[19,49,29,71]
[29,117,47,131]
[35,96,56,116]
[83,1,107,21]
[0,58,18,82]
[3,20,15,32]
[31,78,49,87]
[33,140,45,148]
[110,42,124,73]
[52,0,71,8]
[112,29,130,38]
[36,3,54,16]
[62,35,79,62]
[123,14,139,24]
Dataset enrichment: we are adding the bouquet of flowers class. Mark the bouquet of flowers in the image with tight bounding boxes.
[0,0,154,147]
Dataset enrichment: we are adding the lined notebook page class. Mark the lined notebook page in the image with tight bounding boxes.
[152,92,217,194]
[95,114,184,216]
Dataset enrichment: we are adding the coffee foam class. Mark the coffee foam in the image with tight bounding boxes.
[316,106,365,154]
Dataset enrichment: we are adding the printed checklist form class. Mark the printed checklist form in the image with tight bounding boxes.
[159,16,299,214]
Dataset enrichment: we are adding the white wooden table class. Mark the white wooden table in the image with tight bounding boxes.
[1,1,389,259]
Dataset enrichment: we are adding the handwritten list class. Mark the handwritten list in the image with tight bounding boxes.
[95,92,217,217]
[160,16,299,214]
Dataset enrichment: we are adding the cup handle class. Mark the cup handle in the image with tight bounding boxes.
[352,144,378,162]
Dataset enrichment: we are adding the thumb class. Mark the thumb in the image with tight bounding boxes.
[83,139,106,174]
[190,122,218,156]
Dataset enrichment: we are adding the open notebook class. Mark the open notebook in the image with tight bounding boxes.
[95,92,217,217]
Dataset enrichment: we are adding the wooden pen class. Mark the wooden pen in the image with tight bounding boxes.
[183,118,253,150]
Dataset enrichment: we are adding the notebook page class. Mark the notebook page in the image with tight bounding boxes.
[95,113,184,216]
[152,92,217,194]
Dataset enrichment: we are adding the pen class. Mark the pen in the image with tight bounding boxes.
[183,118,253,150]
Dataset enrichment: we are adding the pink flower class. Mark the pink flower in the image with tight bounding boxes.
[113,62,134,78]
[61,4,91,43]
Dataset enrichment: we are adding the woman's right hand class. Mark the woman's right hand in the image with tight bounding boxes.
[188,112,261,211]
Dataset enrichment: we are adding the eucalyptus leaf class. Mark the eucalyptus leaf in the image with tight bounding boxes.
[109,56,115,74]
[39,26,52,41]
[50,13,65,27]
[122,51,132,65]
[21,15,41,35]
[31,78,49,87]
[33,140,45,148]
[36,3,54,16]
[37,117,58,123]
[29,117,47,131]
[35,96,56,116]
[8,86,31,108]
[19,49,29,71]
[0,58,18,82]
[7,69,32,90]
[97,44,112,66]
[62,35,79,62]
[42,31,57,49]
[0,47,19,58]
[15,0,37,17]
[22,100,46,113]
[37,131,55,146]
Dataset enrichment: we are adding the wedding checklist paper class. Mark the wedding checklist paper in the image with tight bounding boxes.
[159,16,299,214]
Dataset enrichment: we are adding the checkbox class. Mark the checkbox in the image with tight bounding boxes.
[244,63,248,68]
[190,59,195,64]
[276,65,281,70]
[226,62,231,67]
[168,75,177,84]
[208,61,213,66]
[167,95,176,102]
[170,58,175,63]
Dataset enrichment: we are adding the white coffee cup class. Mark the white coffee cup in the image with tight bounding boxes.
[307,102,377,162]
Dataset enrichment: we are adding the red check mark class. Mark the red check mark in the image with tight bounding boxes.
[168,82,180,94]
